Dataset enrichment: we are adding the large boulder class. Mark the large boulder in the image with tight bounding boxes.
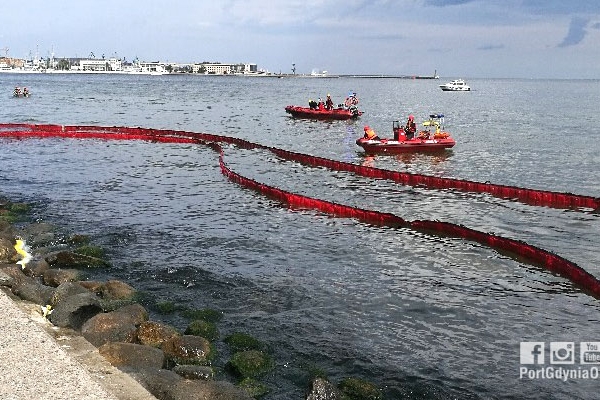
[45,250,111,269]
[0,237,18,264]
[228,350,274,379]
[99,280,137,301]
[0,264,54,304]
[338,377,382,400]
[161,335,214,366]
[137,320,180,348]
[128,368,182,400]
[185,319,218,341]
[81,303,148,347]
[99,342,165,370]
[22,258,51,278]
[49,291,103,329]
[168,379,253,400]
[11,277,55,305]
[50,281,92,305]
[0,220,17,238]
[0,264,28,287]
[306,377,343,400]
[42,268,84,287]
[171,365,214,381]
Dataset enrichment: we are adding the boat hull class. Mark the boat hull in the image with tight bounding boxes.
[440,87,470,91]
[439,79,470,91]
[356,137,455,154]
[285,105,362,120]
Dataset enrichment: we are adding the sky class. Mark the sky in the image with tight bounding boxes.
[1,0,599,79]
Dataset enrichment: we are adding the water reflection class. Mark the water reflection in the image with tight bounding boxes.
[357,150,453,168]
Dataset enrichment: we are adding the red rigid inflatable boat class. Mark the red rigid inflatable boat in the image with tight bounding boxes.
[356,114,455,154]
[285,105,362,120]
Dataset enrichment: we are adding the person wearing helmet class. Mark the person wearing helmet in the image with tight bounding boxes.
[363,125,380,141]
[344,91,354,108]
[13,86,21,97]
[22,87,29,97]
[325,94,334,110]
[404,114,416,139]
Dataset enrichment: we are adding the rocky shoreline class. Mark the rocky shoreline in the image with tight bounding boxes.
[0,196,382,400]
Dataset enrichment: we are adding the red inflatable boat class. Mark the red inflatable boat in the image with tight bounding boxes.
[285,105,362,120]
[356,114,456,154]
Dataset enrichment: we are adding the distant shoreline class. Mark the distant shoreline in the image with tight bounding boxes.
[0,69,440,79]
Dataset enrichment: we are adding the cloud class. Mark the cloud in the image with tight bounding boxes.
[557,16,589,47]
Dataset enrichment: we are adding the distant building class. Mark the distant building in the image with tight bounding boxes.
[136,61,168,74]
[0,53,261,75]
[75,58,123,72]
[192,62,258,74]
[0,57,24,68]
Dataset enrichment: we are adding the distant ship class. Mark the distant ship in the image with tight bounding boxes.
[310,69,339,78]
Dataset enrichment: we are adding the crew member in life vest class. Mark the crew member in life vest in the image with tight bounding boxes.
[317,98,324,110]
[404,115,417,139]
[325,94,334,110]
[363,126,380,141]
[344,91,358,108]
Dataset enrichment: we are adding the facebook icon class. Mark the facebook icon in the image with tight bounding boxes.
[520,342,545,364]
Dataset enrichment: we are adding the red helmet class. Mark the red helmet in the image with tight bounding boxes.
[364,126,370,131]
[408,115,414,121]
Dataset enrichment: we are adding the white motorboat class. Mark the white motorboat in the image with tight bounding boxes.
[439,79,471,91]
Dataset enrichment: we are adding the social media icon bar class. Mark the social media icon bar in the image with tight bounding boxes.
[581,342,600,364]
[550,342,575,364]
[520,342,545,364]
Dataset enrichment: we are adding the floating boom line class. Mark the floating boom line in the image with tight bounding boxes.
[1,123,599,299]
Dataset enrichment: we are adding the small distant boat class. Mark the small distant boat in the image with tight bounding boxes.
[12,88,31,98]
[356,114,455,154]
[285,105,362,120]
[439,79,470,91]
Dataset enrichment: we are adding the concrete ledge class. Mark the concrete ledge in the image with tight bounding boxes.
[0,288,156,400]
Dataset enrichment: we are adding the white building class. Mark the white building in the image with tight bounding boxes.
[76,58,123,72]
[192,62,258,74]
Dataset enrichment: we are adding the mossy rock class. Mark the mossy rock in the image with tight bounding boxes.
[162,335,215,366]
[45,250,111,269]
[156,301,178,314]
[74,245,107,259]
[185,319,219,341]
[181,307,223,323]
[238,377,270,398]
[9,202,31,214]
[229,350,274,379]
[338,377,382,400]
[0,213,18,224]
[69,234,91,245]
[224,332,266,353]
[99,298,139,312]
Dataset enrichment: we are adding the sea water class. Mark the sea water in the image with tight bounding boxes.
[1,73,600,399]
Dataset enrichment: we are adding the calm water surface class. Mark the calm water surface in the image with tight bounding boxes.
[1,73,600,399]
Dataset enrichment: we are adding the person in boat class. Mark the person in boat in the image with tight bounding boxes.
[308,99,318,109]
[317,98,324,110]
[13,86,21,97]
[404,115,417,139]
[325,94,334,110]
[363,125,380,141]
[344,93,351,107]
[22,87,29,97]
